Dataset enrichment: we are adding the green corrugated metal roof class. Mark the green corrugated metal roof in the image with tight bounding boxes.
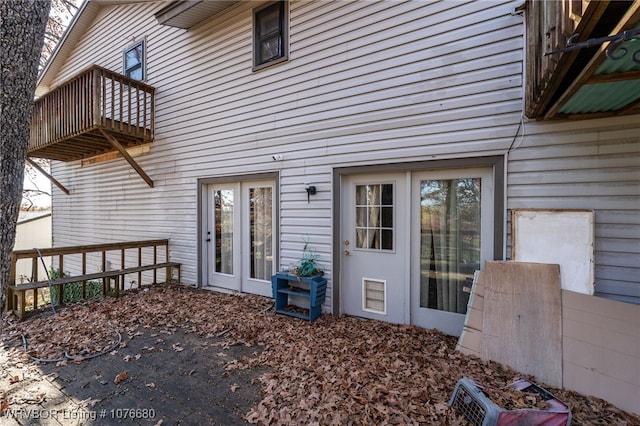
[559,80,640,114]
[559,24,640,115]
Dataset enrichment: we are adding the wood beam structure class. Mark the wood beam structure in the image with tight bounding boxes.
[99,128,154,188]
[26,157,70,195]
[528,0,611,118]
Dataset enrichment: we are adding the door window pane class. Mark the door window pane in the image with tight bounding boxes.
[419,179,480,314]
[381,207,393,228]
[355,183,393,250]
[214,189,234,274]
[249,187,273,280]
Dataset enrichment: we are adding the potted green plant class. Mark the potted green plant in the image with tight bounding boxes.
[271,237,326,321]
[288,238,323,277]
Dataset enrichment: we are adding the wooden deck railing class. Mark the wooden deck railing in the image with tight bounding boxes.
[29,65,155,160]
[6,240,181,318]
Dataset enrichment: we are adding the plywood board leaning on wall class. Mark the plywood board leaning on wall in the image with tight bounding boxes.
[482,261,563,388]
[456,270,485,357]
[562,289,640,415]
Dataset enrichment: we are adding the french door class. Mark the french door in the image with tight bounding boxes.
[410,168,493,335]
[340,167,494,336]
[207,180,275,297]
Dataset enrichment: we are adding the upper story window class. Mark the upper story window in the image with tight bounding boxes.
[124,40,145,80]
[253,1,288,70]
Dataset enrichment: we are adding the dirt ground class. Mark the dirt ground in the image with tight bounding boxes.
[1,325,266,425]
[2,284,639,425]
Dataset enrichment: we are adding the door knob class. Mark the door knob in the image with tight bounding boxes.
[344,250,350,256]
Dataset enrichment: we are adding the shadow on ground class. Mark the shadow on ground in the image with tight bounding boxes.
[1,327,268,425]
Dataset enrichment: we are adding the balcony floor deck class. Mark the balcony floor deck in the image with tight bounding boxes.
[28,123,152,162]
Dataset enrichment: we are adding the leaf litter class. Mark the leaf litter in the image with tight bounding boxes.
[1,284,638,425]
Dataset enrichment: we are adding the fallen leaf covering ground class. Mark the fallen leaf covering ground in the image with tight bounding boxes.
[2,284,639,425]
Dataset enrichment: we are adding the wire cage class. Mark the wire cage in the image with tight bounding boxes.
[448,377,572,426]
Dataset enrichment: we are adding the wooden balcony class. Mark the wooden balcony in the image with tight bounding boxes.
[525,0,640,120]
[29,65,155,162]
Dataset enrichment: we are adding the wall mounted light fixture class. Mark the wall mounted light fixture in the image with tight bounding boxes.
[304,183,316,203]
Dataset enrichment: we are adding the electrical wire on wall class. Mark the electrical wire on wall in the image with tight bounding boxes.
[507,115,526,154]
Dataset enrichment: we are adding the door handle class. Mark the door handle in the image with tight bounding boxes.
[344,250,350,256]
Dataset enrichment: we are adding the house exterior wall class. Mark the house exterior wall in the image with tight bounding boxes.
[508,116,640,304]
[48,0,639,307]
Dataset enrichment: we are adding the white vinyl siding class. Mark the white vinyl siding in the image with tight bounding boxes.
[48,0,638,307]
[507,117,640,304]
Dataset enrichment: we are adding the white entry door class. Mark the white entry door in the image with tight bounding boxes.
[340,173,408,324]
[207,180,275,297]
[410,168,494,336]
[208,183,241,291]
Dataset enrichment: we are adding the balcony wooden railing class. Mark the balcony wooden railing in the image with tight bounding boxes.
[29,65,155,162]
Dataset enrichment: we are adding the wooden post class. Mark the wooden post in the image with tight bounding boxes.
[138,246,142,288]
[119,78,123,132]
[153,244,158,284]
[32,257,38,310]
[121,248,126,292]
[82,252,87,298]
[92,67,101,127]
[101,72,106,128]
[102,249,107,296]
[58,255,65,306]
[31,257,38,281]
[127,84,132,134]
[150,89,155,139]
[165,241,170,282]
[110,73,115,130]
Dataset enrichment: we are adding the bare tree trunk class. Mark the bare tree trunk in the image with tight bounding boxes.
[0,0,51,333]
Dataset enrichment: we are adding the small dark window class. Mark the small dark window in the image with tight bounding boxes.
[253,1,287,69]
[124,40,145,80]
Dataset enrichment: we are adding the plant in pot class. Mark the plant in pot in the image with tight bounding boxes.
[287,237,323,278]
[272,236,327,321]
